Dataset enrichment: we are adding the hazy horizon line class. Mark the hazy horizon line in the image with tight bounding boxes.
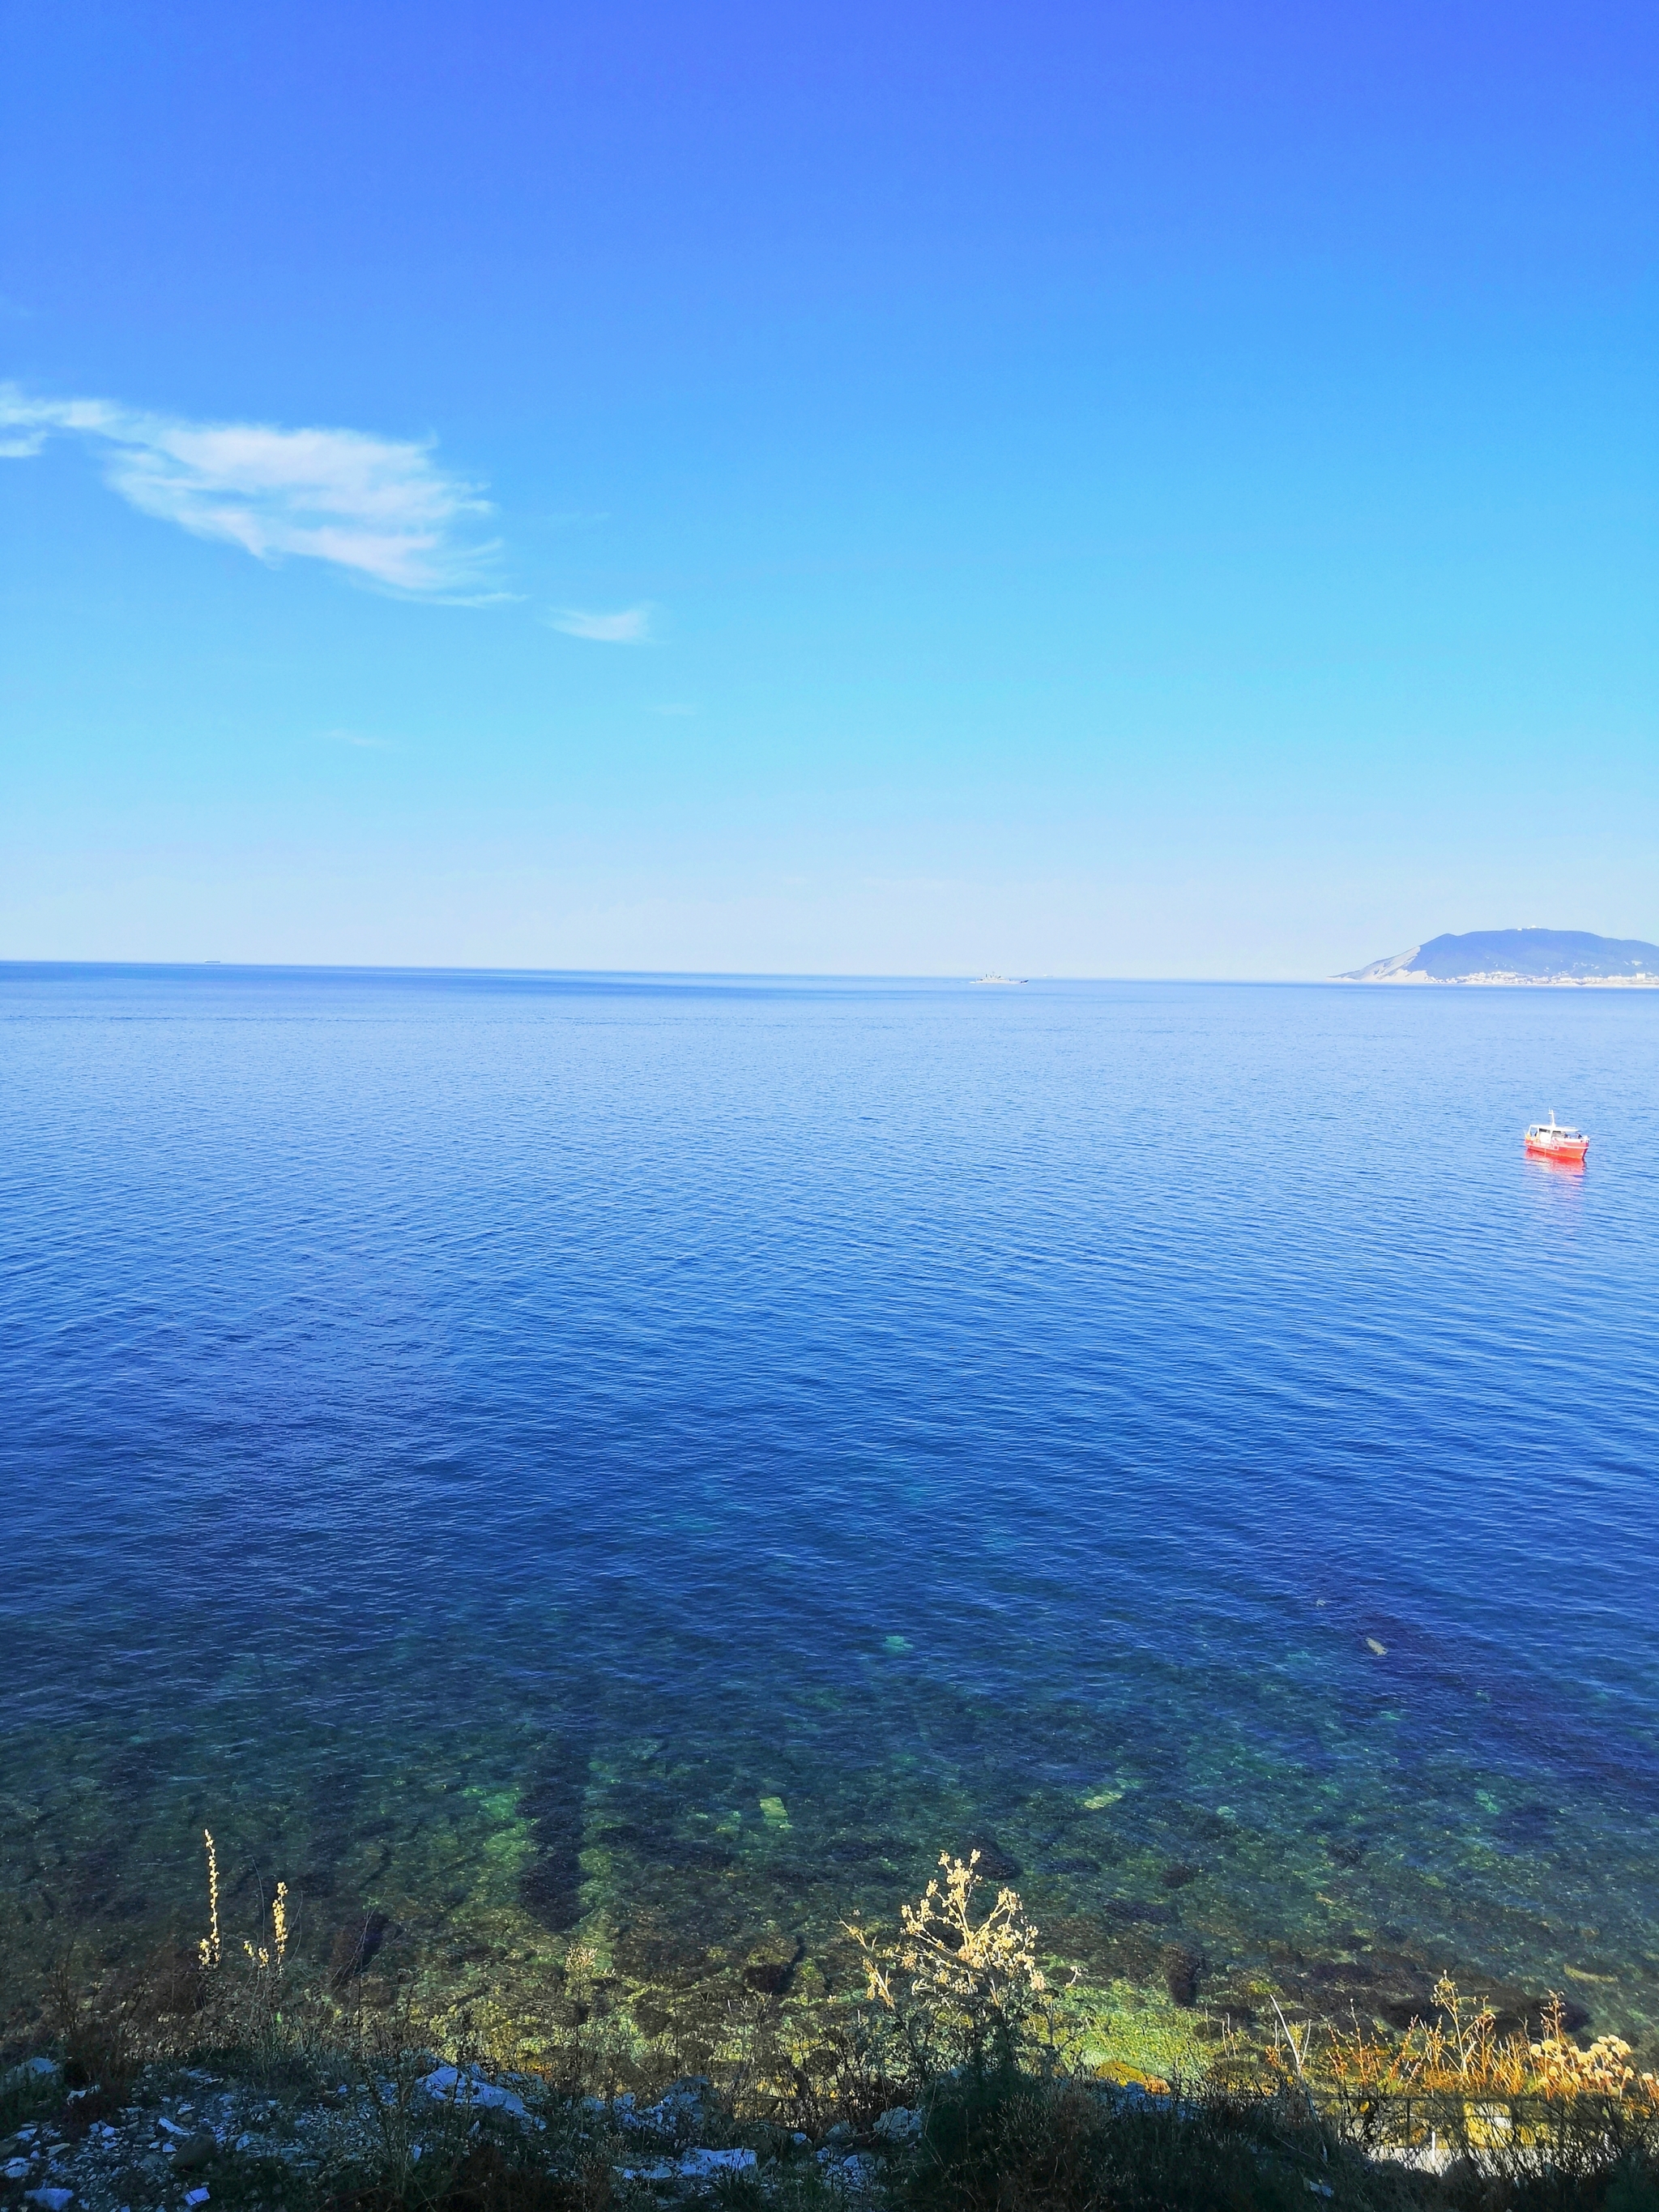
[0,956,1495,987]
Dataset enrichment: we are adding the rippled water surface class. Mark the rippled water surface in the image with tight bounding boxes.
[2,966,1657,2045]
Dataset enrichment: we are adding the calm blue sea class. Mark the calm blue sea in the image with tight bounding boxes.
[2,966,1656,2043]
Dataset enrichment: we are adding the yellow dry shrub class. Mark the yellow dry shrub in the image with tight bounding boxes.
[845,1849,1057,2077]
[1320,1979,1659,2109]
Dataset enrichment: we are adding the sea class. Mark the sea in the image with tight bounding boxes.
[2,964,1656,2055]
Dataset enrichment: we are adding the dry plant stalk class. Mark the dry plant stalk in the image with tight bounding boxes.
[189,1822,303,2061]
[846,1849,1055,2077]
[243,1881,290,1975]
[198,1829,221,1970]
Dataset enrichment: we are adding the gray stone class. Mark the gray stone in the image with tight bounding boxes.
[619,2148,757,2185]
[418,2066,537,2125]
[873,2107,921,2142]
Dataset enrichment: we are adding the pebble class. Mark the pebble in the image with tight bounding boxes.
[621,2148,757,2183]
[418,2066,541,2127]
[822,2153,882,2191]
[873,2107,921,2142]
[11,2060,62,2085]
[616,2076,718,2136]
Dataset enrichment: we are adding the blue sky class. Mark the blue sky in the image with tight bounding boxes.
[2,0,1654,976]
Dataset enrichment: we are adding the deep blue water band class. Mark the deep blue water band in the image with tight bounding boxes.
[2,968,1655,2039]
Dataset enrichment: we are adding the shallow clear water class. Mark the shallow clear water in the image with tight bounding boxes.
[2,966,1656,2046]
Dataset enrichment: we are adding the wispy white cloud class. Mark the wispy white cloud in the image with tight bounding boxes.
[548,604,651,643]
[0,384,497,596]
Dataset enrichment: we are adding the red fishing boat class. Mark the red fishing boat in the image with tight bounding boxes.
[1524,1113,1589,1163]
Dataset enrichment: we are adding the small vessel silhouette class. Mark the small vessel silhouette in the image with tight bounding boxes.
[1524,1112,1589,1163]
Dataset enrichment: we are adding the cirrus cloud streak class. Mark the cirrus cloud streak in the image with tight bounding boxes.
[0,384,498,596]
[548,604,651,643]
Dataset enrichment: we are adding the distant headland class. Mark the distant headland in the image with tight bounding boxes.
[1337,928,1659,985]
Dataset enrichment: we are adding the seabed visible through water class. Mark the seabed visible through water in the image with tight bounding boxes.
[5,1631,1655,2069]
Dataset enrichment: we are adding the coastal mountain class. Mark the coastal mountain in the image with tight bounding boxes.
[1339,928,1659,984]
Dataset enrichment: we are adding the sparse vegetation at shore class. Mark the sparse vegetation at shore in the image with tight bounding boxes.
[3,1845,1656,2212]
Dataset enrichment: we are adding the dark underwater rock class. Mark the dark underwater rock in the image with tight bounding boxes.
[1496,1988,1589,2040]
[1103,1898,1175,1928]
[1160,1863,1201,1889]
[967,1840,1023,1881]
[1187,1809,1236,1842]
[742,1936,804,1995]
[329,1910,390,1984]
[826,1834,908,1865]
[1494,1802,1558,1846]
[518,1736,592,1930]
[595,1821,646,1846]
[590,1817,729,1868]
[1161,1944,1203,2006]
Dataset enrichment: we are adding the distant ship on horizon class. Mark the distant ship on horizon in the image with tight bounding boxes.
[1336,928,1659,986]
[972,972,1027,985]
